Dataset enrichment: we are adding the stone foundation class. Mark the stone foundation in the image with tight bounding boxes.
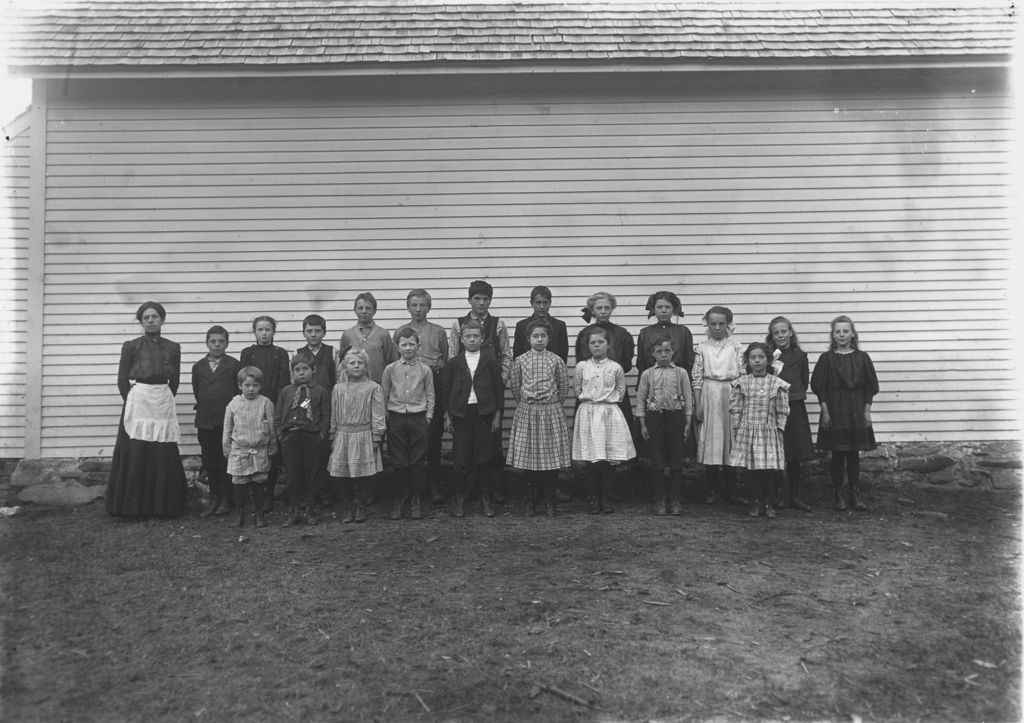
[4,441,1020,507]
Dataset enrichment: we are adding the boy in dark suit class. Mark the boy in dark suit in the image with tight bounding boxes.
[191,325,240,517]
[441,318,505,518]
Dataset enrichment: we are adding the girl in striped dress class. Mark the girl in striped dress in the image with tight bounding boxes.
[328,348,386,523]
[573,326,636,514]
[728,343,790,518]
[692,306,748,506]
[508,318,571,517]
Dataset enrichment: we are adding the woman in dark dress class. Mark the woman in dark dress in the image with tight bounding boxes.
[106,301,189,518]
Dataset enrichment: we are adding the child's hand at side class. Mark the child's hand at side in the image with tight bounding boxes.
[693,392,703,422]
[490,412,501,433]
[640,420,650,441]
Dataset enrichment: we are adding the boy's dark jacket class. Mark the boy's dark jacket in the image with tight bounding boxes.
[274,383,331,438]
[440,347,505,417]
[191,355,240,429]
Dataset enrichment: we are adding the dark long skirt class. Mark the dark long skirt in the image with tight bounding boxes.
[783,400,817,462]
[106,417,188,518]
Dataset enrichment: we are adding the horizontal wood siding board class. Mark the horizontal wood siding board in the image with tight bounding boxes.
[1,119,30,453]
[35,69,1016,457]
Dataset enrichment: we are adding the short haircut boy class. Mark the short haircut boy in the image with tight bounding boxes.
[396,326,420,343]
[354,292,377,310]
[237,366,263,385]
[291,352,315,370]
[206,325,229,342]
[460,318,484,334]
[406,289,432,306]
[303,314,327,331]
[530,285,552,302]
[648,333,675,351]
[467,280,493,299]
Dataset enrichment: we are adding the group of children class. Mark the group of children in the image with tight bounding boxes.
[192,281,879,528]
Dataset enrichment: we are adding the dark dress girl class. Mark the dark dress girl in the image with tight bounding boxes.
[106,302,188,518]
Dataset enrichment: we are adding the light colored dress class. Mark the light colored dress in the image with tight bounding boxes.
[328,378,386,478]
[572,357,636,463]
[223,395,275,478]
[691,335,744,465]
[508,349,571,471]
[728,374,790,470]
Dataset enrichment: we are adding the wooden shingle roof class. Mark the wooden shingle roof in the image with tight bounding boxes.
[6,0,1015,74]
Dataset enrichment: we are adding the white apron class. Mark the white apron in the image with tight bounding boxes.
[123,382,181,443]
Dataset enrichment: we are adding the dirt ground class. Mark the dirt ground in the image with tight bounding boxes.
[0,476,1019,722]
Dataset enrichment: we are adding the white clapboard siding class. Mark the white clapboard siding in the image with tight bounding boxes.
[35,68,1014,457]
[1,111,30,456]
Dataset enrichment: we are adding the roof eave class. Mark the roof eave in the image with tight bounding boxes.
[8,54,1012,80]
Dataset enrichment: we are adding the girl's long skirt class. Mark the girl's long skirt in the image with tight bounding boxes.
[328,428,383,479]
[508,400,571,471]
[784,400,816,462]
[573,401,636,463]
[106,388,188,518]
[696,378,733,466]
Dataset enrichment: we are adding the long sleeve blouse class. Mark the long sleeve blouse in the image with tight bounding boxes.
[574,357,626,404]
[330,379,386,442]
[575,322,634,373]
[239,344,291,403]
[511,349,569,405]
[636,322,694,378]
[775,346,810,402]
[117,334,181,399]
[691,336,744,391]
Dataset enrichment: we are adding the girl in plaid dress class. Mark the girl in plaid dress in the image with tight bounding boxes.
[223,367,277,528]
[728,343,790,518]
[328,348,386,524]
[508,319,571,517]
[573,326,636,514]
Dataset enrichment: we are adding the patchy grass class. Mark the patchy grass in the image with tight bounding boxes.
[1,482,1019,722]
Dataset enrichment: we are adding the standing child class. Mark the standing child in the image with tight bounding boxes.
[811,315,879,511]
[636,291,694,382]
[729,343,790,518]
[337,292,399,384]
[393,289,449,504]
[328,348,385,523]
[692,306,749,506]
[575,291,637,448]
[381,328,435,520]
[508,318,570,517]
[276,352,331,526]
[297,313,336,507]
[239,315,290,513]
[449,280,512,502]
[223,367,276,528]
[573,326,636,514]
[766,316,815,511]
[636,335,693,515]
[441,319,505,518]
[192,325,240,517]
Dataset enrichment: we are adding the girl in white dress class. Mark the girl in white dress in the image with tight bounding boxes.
[573,326,636,514]
[692,306,748,507]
